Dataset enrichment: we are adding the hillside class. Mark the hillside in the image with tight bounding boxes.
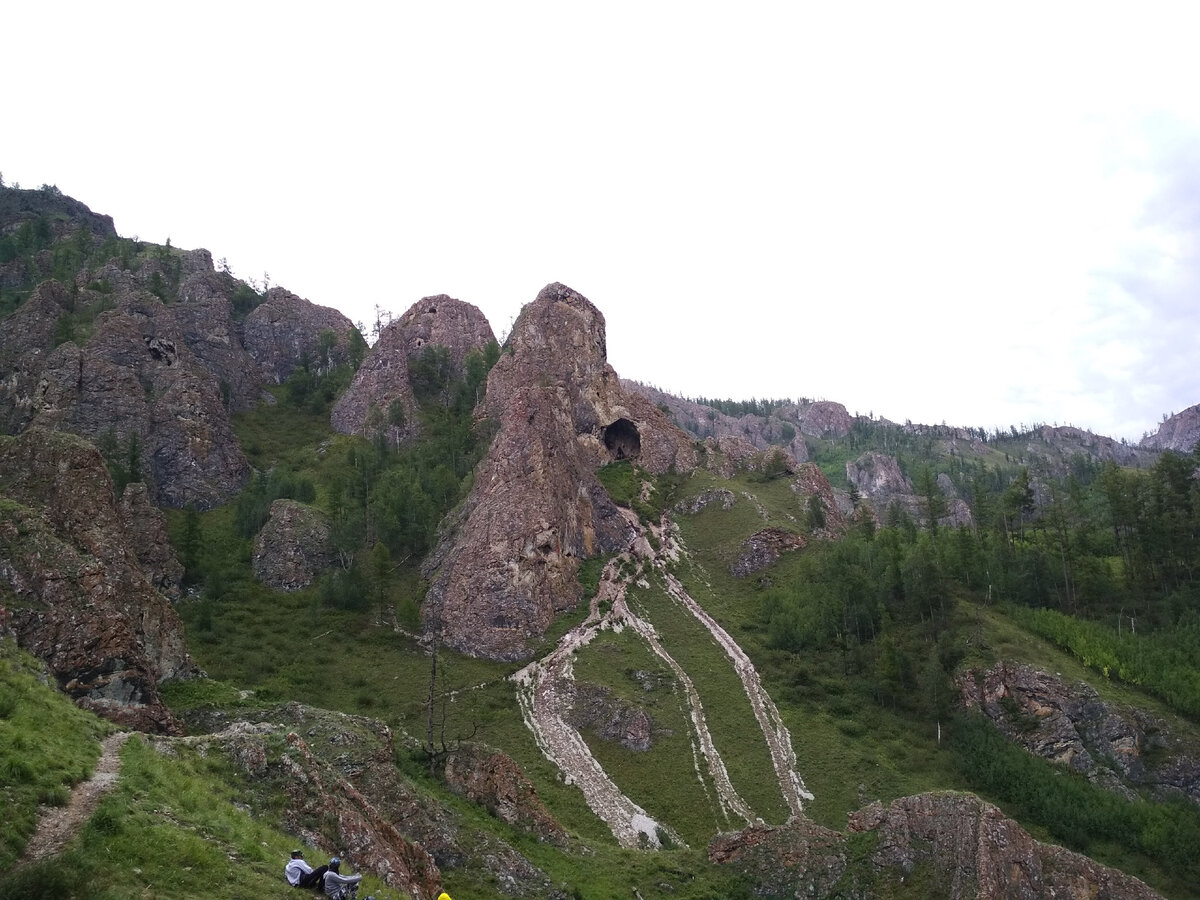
[3,185,1199,899]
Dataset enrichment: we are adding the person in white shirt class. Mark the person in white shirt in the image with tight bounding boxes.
[284,849,329,889]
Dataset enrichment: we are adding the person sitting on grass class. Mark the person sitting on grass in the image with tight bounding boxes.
[285,849,329,889]
[322,856,363,899]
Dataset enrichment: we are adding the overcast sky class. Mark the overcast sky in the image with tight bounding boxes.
[6,2,1199,441]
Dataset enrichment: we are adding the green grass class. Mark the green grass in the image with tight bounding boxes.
[5,734,409,900]
[571,625,725,845]
[0,638,114,871]
[627,576,789,824]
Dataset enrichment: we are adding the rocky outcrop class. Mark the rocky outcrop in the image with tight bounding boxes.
[243,286,358,385]
[624,380,816,462]
[443,743,569,846]
[1140,404,1200,454]
[392,294,496,370]
[0,280,251,509]
[709,792,1161,898]
[674,488,735,515]
[252,499,334,591]
[182,702,566,899]
[732,528,807,578]
[119,482,184,598]
[422,283,698,660]
[565,682,654,752]
[958,662,1200,806]
[846,451,972,529]
[171,254,262,413]
[332,295,495,448]
[0,428,195,732]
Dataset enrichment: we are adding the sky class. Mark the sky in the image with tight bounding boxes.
[6,2,1199,442]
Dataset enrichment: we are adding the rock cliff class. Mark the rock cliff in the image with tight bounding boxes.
[243,286,358,385]
[0,428,195,732]
[423,283,697,660]
[1140,403,1200,453]
[846,450,973,528]
[709,792,1161,898]
[0,278,251,509]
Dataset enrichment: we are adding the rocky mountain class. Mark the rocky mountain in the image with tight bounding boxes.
[3,185,1197,899]
[422,283,696,660]
[1141,404,1200,454]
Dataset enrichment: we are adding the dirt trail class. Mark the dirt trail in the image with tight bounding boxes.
[19,731,133,865]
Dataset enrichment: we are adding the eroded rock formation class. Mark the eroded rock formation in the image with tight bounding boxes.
[422,283,697,660]
[1140,404,1200,453]
[709,792,1161,898]
[959,661,1200,806]
[182,702,565,899]
[0,428,195,732]
[243,286,358,385]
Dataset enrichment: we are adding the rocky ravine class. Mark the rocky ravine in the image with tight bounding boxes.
[423,283,697,661]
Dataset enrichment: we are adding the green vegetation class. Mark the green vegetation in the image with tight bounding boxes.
[0,639,113,871]
[5,732,407,900]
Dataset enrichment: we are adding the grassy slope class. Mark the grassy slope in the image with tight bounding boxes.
[15,381,1194,897]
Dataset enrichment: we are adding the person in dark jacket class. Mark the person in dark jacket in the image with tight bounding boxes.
[322,856,363,899]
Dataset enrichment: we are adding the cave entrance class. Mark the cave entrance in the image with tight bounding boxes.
[603,418,641,461]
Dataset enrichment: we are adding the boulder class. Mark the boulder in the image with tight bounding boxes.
[252,499,335,591]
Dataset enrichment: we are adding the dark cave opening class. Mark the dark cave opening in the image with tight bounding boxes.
[603,418,641,461]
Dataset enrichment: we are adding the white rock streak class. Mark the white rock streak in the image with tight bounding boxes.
[512,505,811,848]
[651,519,814,819]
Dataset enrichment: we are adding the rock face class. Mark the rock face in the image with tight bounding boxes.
[959,662,1200,806]
[443,743,569,845]
[171,254,263,413]
[332,295,495,447]
[422,283,697,660]
[243,286,358,385]
[252,499,335,591]
[0,278,251,509]
[119,481,184,598]
[1140,404,1200,453]
[392,294,497,369]
[182,702,566,899]
[709,792,1161,898]
[624,379,820,463]
[846,451,972,528]
[0,428,195,732]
